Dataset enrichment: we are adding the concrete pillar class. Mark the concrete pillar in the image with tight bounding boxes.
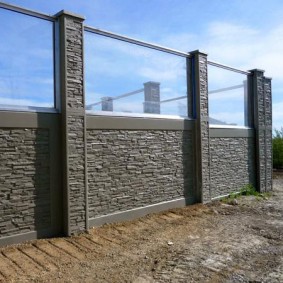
[56,10,88,235]
[143,81,160,114]
[249,69,272,192]
[264,77,272,192]
[101,97,113,111]
[188,50,210,203]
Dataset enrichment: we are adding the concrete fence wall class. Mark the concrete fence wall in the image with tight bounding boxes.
[0,7,272,246]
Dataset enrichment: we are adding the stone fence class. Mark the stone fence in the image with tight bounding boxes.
[0,4,272,246]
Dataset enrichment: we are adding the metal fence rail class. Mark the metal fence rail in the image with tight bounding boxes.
[207,60,250,75]
[0,2,55,21]
[84,25,189,57]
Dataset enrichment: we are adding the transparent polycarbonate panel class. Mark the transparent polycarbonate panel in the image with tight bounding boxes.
[85,32,188,117]
[208,64,247,127]
[0,8,54,109]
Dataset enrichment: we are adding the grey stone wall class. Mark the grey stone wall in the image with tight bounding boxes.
[255,70,266,192]
[210,137,256,198]
[190,51,211,202]
[264,78,272,191]
[87,130,194,218]
[0,129,50,237]
[58,12,87,234]
[251,70,272,192]
[198,53,211,202]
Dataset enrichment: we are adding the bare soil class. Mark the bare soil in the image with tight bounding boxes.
[1,174,282,283]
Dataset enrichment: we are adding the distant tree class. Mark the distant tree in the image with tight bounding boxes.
[273,127,283,169]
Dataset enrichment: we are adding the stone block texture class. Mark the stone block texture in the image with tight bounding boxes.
[61,14,87,234]
[198,54,210,202]
[0,129,50,237]
[192,52,211,202]
[210,137,256,198]
[253,70,272,192]
[67,115,86,231]
[255,71,266,192]
[264,78,272,191]
[87,130,194,218]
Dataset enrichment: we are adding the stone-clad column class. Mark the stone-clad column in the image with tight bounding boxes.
[264,77,272,192]
[143,81,160,114]
[56,11,88,235]
[101,97,113,111]
[250,69,272,192]
[189,50,210,202]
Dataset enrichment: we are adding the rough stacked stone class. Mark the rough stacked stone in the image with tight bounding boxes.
[210,137,256,197]
[251,70,272,192]
[190,51,211,202]
[0,129,50,236]
[198,53,210,202]
[264,77,272,191]
[255,70,266,192]
[87,130,194,218]
[58,12,87,234]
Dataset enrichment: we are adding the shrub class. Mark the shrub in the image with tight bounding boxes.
[273,127,283,169]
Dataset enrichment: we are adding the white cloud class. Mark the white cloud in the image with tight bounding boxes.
[0,97,52,108]
[202,22,283,81]
[162,21,282,129]
[209,89,244,101]
[162,21,283,81]
[273,101,283,130]
[210,111,244,126]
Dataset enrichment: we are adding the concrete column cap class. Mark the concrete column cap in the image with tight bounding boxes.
[248,68,265,74]
[54,10,85,21]
[189,50,208,56]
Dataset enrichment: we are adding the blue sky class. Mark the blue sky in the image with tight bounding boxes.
[0,0,282,128]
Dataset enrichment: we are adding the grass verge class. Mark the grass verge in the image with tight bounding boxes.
[221,184,272,204]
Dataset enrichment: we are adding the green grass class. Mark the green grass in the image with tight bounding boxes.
[221,184,272,203]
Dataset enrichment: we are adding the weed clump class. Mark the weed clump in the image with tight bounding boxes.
[221,184,272,204]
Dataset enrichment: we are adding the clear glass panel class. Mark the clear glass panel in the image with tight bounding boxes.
[208,64,247,127]
[85,32,188,117]
[0,9,54,109]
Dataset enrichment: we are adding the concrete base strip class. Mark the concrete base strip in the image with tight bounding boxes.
[89,197,193,227]
[0,228,61,247]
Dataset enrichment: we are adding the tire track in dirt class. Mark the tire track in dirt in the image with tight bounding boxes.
[2,247,43,276]
[19,245,57,271]
[34,241,74,263]
[49,239,86,261]
[0,252,22,281]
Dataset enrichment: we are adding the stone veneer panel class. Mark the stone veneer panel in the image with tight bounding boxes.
[191,51,210,202]
[0,129,50,237]
[59,13,87,234]
[198,54,210,202]
[252,70,272,193]
[87,130,194,218]
[264,78,272,191]
[255,71,266,192]
[67,115,86,229]
[210,137,256,198]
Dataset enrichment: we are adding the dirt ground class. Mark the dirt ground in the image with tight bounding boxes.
[0,174,282,283]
